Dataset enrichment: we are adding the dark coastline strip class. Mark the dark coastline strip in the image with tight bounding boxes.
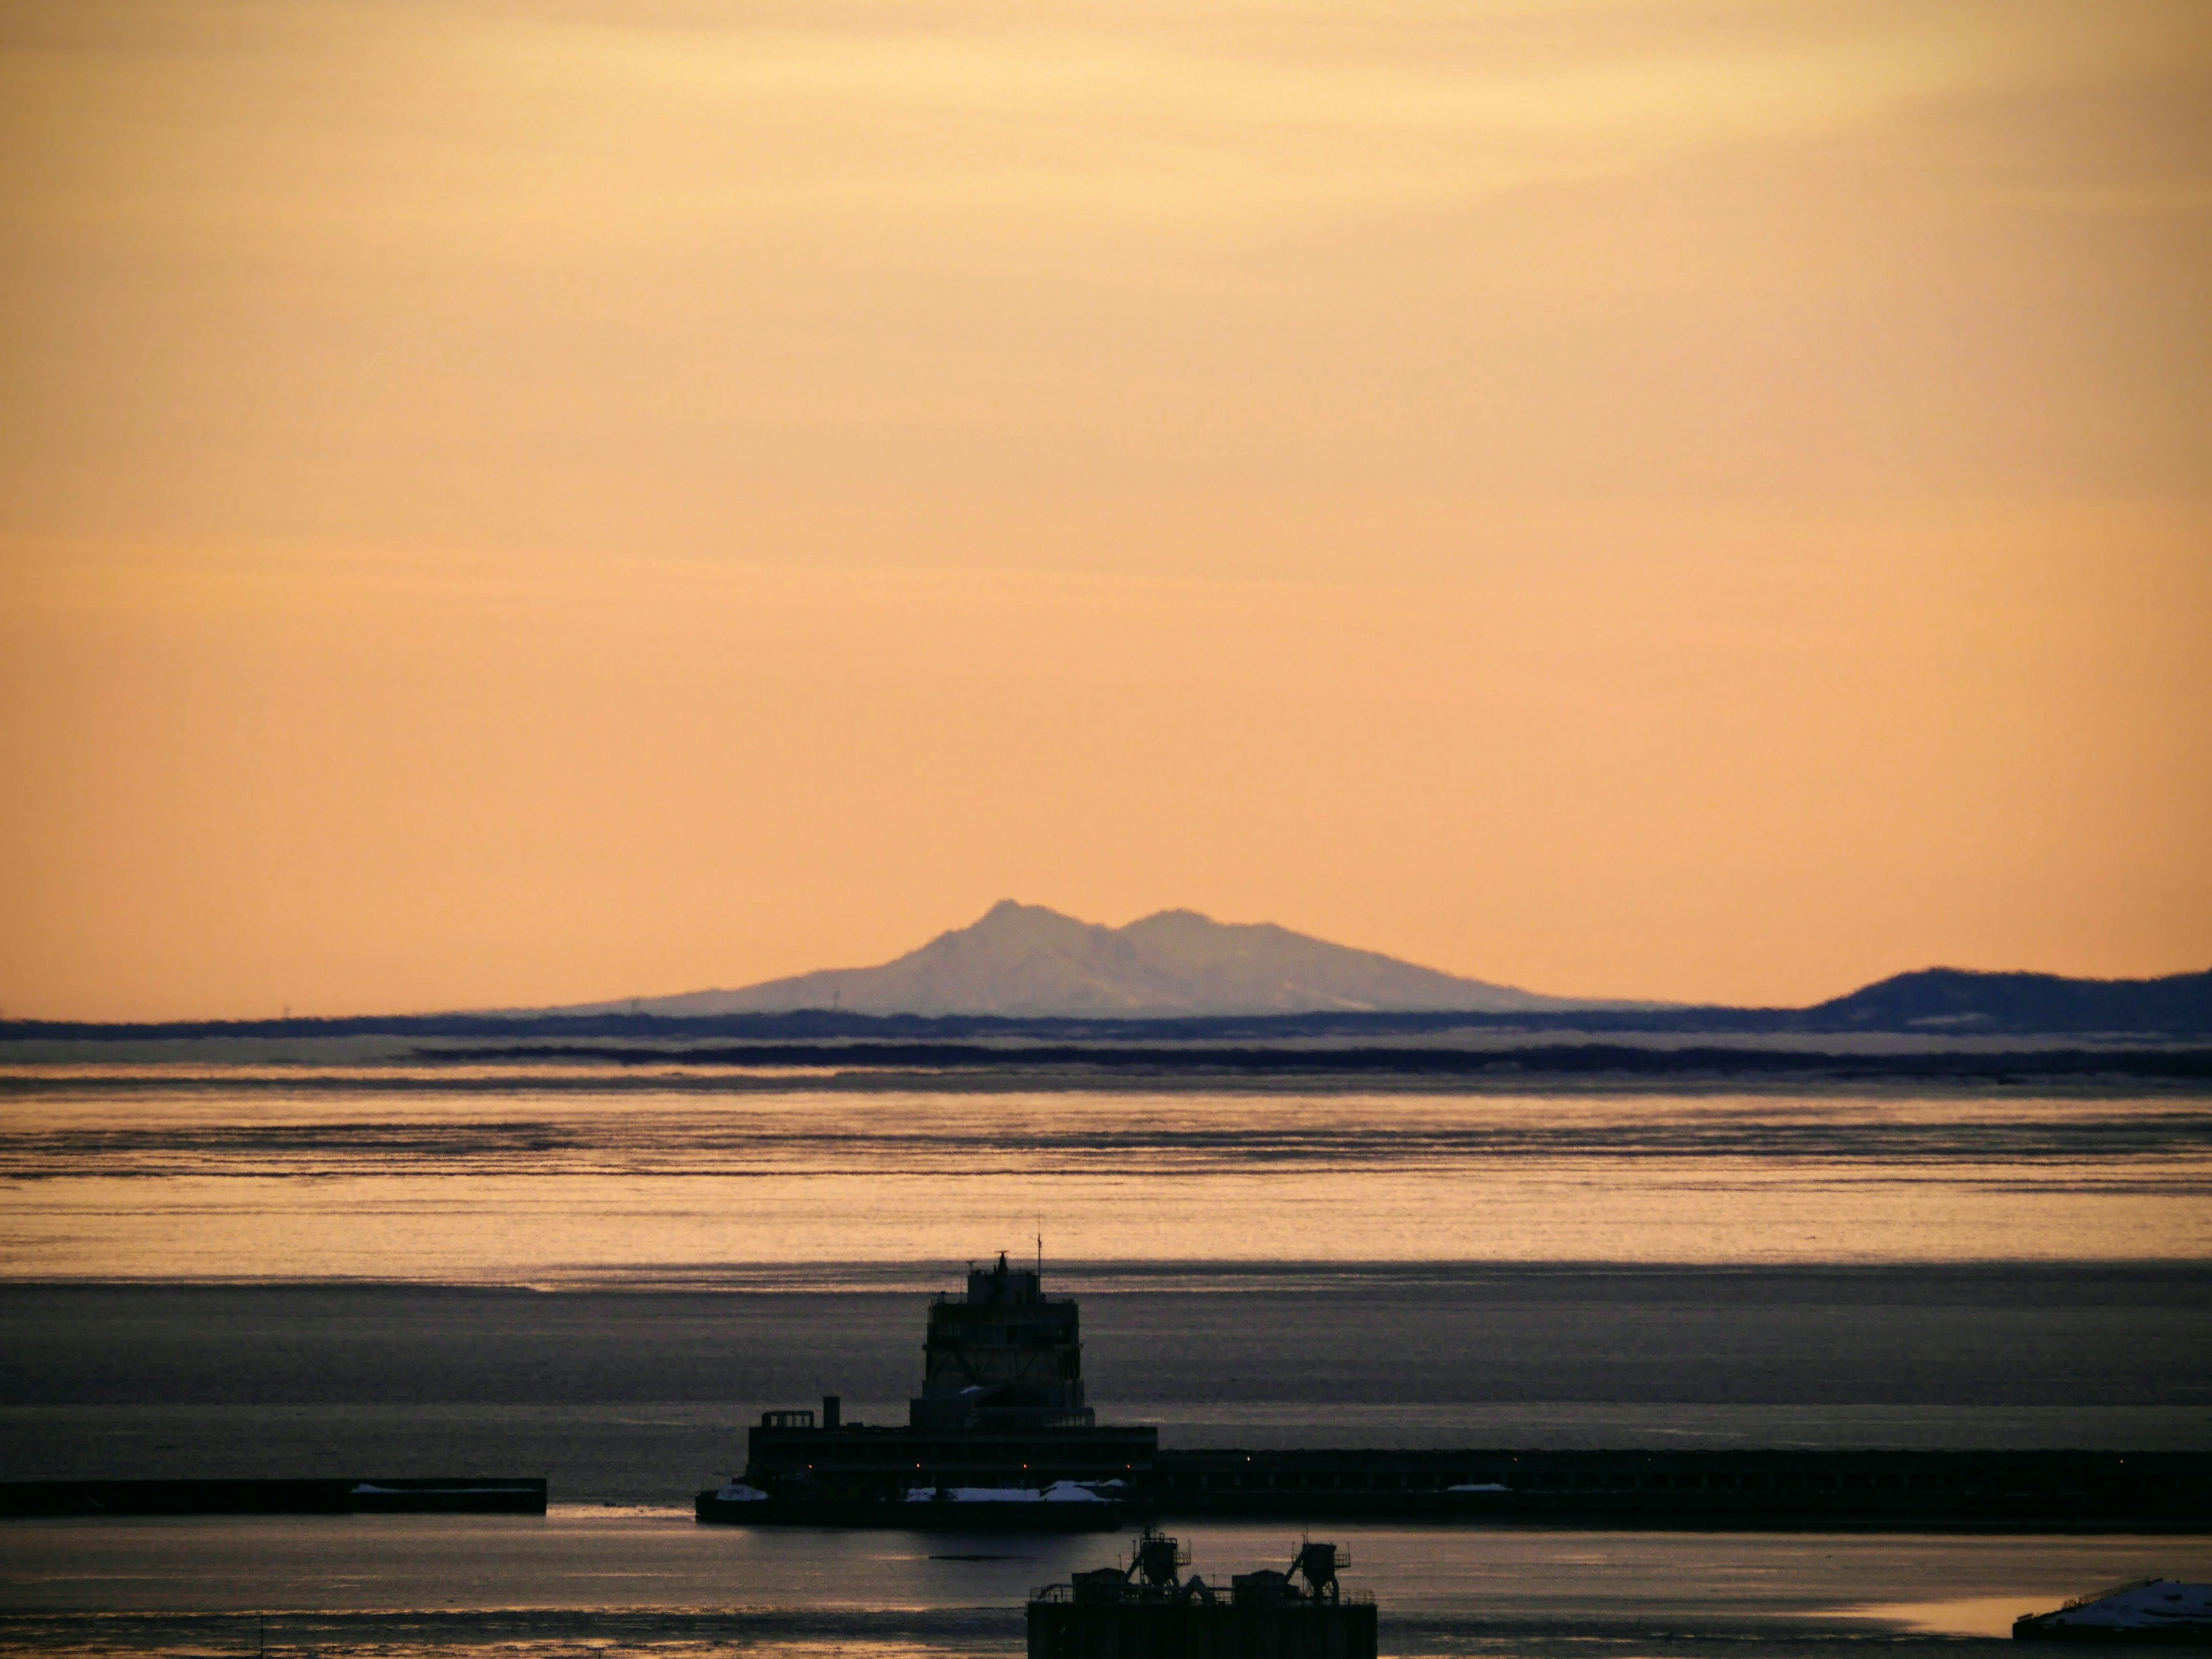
[420,1041,2212,1081]
[4,974,2206,1045]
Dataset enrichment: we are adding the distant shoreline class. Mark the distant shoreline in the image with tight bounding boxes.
[3,1039,2208,1092]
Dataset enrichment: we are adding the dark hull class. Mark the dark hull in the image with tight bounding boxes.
[2016,1622,2212,1645]
[695,1493,1124,1530]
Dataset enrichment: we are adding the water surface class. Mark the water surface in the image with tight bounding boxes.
[4,1070,2206,1654]
[3,1077,2207,1279]
[6,1512,2210,1655]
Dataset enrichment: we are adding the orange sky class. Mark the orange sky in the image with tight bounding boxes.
[2,1,2208,1020]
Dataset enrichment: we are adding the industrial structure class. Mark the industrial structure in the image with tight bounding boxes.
[1028,1530,1378,1659]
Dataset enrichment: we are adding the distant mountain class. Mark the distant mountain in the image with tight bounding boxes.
[1807,966,2212,1035]
[559,900,1618,1018]
[6,934,2203,1037]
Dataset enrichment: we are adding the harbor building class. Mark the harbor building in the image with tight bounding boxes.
[726,1254,1155,1513]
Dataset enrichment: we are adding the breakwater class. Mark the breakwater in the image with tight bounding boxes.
[0,1477,547,1517]
[742,1412,2211,1531]
[1142,1448,2211,1530]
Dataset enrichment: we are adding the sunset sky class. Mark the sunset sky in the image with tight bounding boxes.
[2,1,2207,1020]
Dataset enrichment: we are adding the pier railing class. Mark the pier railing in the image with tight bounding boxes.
[2059,1578,2161,1612]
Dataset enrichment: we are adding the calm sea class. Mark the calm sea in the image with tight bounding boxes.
[2,1069,2209,1655]
[3,1071,2209,1279]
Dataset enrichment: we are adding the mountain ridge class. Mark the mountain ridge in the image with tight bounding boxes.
[552,899,1619,1018]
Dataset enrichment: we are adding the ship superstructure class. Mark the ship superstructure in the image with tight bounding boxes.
[914,1252,1093,1430]
[702,1253,1153,1524]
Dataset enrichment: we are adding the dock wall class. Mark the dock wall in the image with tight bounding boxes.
[0,1478,548,1517]
[1142,1448,2212,1530]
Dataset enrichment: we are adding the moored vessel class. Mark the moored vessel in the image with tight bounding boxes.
[2014,1580,2212,1643]
[697,1252,1150,1527]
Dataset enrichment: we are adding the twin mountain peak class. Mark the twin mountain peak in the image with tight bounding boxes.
[569,900,1603,1020]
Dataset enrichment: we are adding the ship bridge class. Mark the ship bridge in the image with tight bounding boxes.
[736,1252,1152,1502]
[912,1251,1092,1430]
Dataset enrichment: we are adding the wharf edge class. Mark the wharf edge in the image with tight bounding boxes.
[703,1254,2212,1532]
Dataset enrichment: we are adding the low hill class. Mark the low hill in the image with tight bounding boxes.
[1808,967,2212,1035]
